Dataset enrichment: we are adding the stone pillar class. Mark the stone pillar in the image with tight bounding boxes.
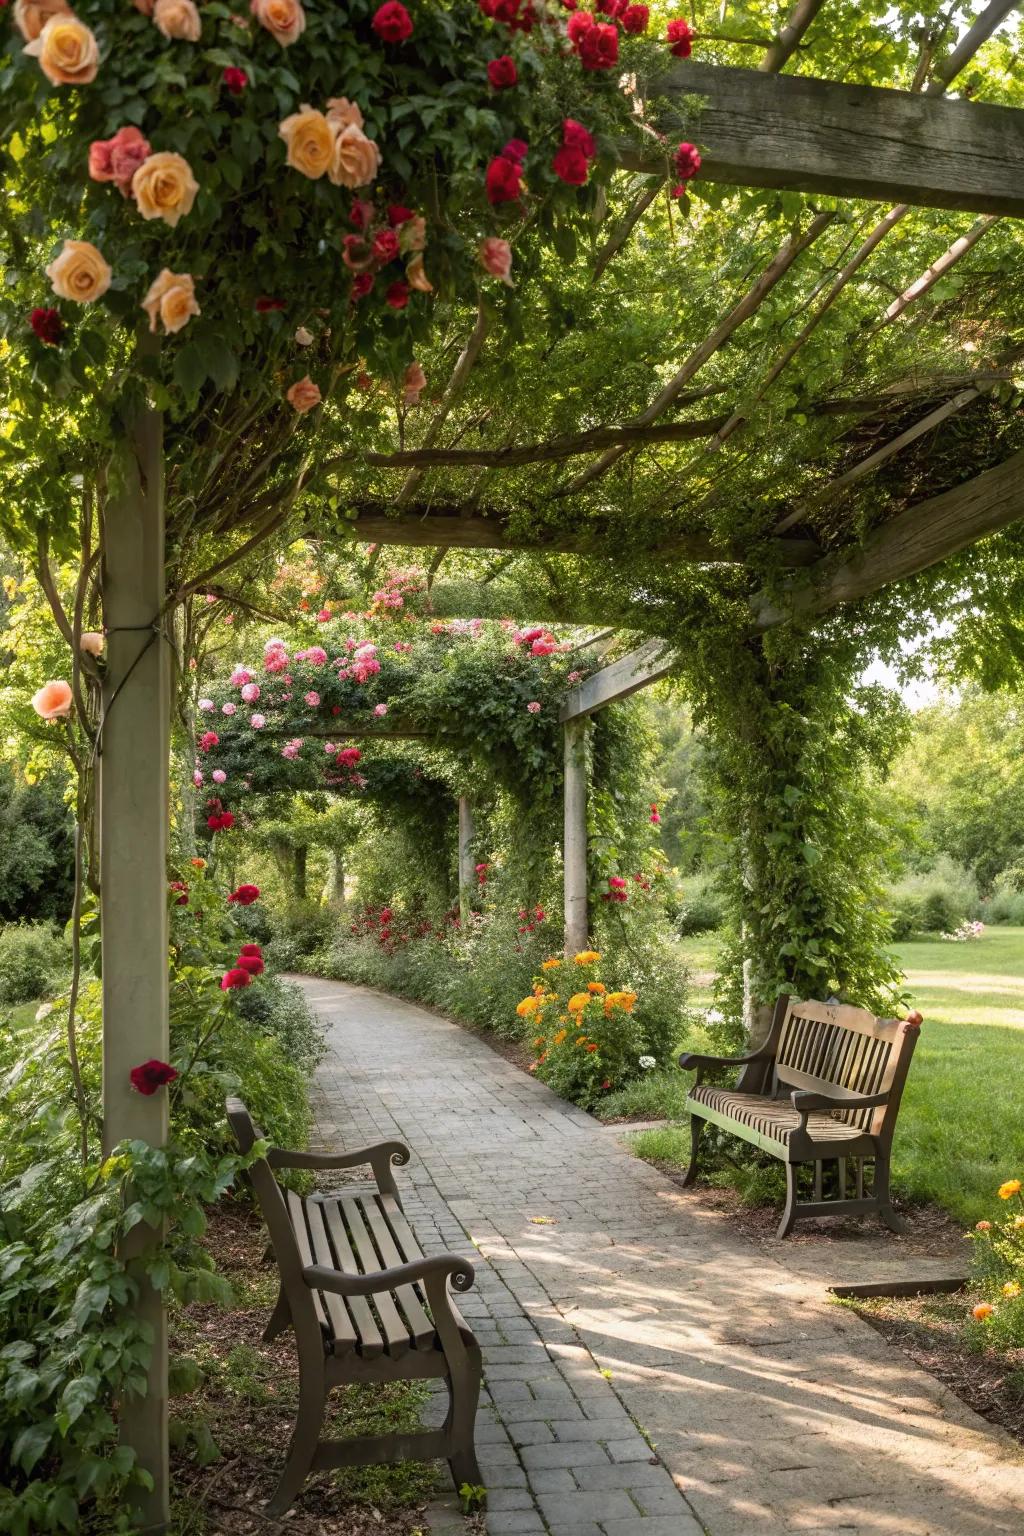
[458,797,475,925]
[563,717,589,956]
[99,399,170,1530]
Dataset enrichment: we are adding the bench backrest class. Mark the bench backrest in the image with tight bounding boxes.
[769,999,917,1140]
[226,1097,324,1351]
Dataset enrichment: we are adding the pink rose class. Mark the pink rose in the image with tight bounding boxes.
[304,691,321,707]
[249,713,266,729]
[240,682,260,703]
[479,237,513,285]
[89,126,151,194]
[32,680,73,719]
[286,375,321,413]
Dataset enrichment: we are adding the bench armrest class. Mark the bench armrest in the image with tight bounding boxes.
[302,1254,475,1298]
[679,1049,772,1086]
[790,1089,890,1113]
[267,1139,410,1180]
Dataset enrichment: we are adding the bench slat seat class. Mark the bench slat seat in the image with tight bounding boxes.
[227,1098,482,1517]
[679,997,919,1237]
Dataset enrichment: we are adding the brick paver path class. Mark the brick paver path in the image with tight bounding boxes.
[299,978,1024,1536]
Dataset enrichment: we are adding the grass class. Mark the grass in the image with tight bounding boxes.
[622,927,1024,1227]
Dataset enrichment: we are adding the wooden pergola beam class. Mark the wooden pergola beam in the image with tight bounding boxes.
[560,640,674,721]
[644,60,1024,216]
[364,417,729,469]
[753,448,1024,629]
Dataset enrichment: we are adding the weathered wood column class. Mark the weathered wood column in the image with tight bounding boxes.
[457,796,475,925]
[563,717,589,956]
[100,393,170,1530]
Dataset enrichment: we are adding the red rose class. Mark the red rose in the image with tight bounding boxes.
[372,228,400,263]
[502,138,529,163]
[561,118,595,158]
[578,21,618,68]
[673,141,701,181]
[350,199,374,230]
[372,1,413,42]
[622,3,649,31]
[566,10,592,44]
[552,144,589,185]
[169,880,189,906]
[227,884,261,905]
[597,0,626,14]
[222,66,248,93]
[488,54,517,89]
[236,953,265,975]
[240,944,263,958]
[199,731,219,752]
[29,307,64,345]
[130,1059,178,1095]
[667,17,693,57]
[387,203,414,226]
[385,280,410,309]
[255,296,286,312]
[351,272,375,299]
[486,153,522,204]
[220,967,252,991]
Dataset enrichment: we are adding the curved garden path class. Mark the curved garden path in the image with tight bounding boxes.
[296,977,1024,1536]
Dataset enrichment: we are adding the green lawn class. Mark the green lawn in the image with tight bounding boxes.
[629,927,1024,1225]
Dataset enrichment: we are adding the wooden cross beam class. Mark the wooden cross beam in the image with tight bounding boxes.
[560,639,674,721]
[643,61,1024,217]
[752,448,1024,630]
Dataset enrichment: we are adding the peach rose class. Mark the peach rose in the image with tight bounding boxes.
[79,631,105,656]
[480,236,513,285]
[402,361,426,407]
[153,0,201,40]
[46,240,112,303]
[131,152,199,226]
[326,96,364,130]
[279,107,335,179]
[24,14,99,85]
[142,269,200,334]
[32,680,73,719]
[286,376,321,413]
[89,125,151,193]
[406,255,433,294]
[329,123,382,190]
[13,0,71,45]
[252,0,305,45]
[399,215,426,254]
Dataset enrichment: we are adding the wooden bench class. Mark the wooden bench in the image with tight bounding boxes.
[678,997,920,1238]
[227,1098,482,1516]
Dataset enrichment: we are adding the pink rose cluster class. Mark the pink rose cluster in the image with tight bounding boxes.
[514,626,559,656]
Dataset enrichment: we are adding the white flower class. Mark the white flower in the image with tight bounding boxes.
[706,1008,724,1025]
[639,1055,656,1070]
[295,326,314,346]
[35,1002,54,1022]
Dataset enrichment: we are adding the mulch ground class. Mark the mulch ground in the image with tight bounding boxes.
[169,1199,461,1536]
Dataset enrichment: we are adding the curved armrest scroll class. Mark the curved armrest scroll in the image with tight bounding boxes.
[302,1253,475,1298]
[266,1139,411,1173]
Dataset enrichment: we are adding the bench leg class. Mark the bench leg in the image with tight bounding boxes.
[446,1344,483,1495]
[266,1365,326,1516]
[680,1113,705,1187]
[262,1281,292,1343]
[873,1155,907,1234]
[777,1163,799,1239]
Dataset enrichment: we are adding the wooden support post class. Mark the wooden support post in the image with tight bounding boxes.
[563,717,589,957]
[330,850,345,906]
[458,797,475,926]
[99,398,170,1530]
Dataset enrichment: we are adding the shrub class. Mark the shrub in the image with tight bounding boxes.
[885,857,979,936]
[886,892,923,941]
[265,899,338,972]
[0,921,69,1006]
[981,880,1024,926]
[235,975,325,1078]
[675,875,725,936]
[519,955,646,1110]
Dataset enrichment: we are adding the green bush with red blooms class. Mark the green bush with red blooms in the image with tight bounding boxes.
[968,1178,1024,1349]
[0,862,320,1533]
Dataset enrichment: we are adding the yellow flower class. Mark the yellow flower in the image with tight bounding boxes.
[1013,1216,1024,1229]
[574,1036,587,1047]
[516,996,541,1018]
[132,152,199,227]
[587,982,606,995]
[553,1029,567,1046]
[567,992,590,1013]
[574,950,601,966]
[46,240,111,303]
[24,13,98,85]
[541,958,561,971]
[279,106,336,179]
[605,991,638,1012]
[998,1179,1022,1200]
[1001,1281,1021,1298]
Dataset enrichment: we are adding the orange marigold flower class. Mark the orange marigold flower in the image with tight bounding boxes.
[587,981,606,995]
[998,1179,1022,1200]
[533,1036,545,1047]
[573,950,601,966]
[567,992,590,1012]
[541,957,562,971]
[975,1220,992,1232]
[574,1036,586,1047]
[605,990,637,1012]
[517,996,540,1017]
[553,1029,568,1046]
[973,1303,995,1321]
[586,1042,598,1053]
[190,856,206,868]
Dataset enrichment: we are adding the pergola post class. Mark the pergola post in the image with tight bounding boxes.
[99,398,170,1531]
[458,796,475,925]
[563,716,589,956]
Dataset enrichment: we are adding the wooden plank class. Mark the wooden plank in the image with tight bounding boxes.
[321,1200,384,1359]
[560,641,674,722]
[302,1197,357,1352]
[285,1190,333,1339]
[340,1195,412,1358]
[372,1196,438,1350]
[643,60,1024,215]
[753,447,1024,629]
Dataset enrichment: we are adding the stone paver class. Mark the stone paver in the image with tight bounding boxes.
[297,977,1024,1536]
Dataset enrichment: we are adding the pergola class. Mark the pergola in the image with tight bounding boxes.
[40,1,1024,1525]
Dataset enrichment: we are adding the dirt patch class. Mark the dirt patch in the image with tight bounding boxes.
[169,1199,468,1536]
[849,1291,1024,1447]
